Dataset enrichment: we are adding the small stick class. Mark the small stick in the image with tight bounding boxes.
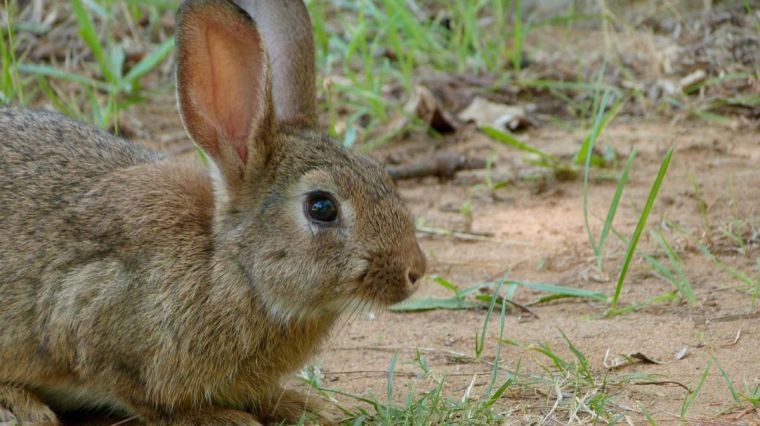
[386,152,488,180]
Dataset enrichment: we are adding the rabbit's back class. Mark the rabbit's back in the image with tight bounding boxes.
[0,108,161,279]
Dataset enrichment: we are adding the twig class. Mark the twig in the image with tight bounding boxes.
[416,224,496,242]
[386,152,487,181]
[631,380,690,392]
[708,309,760,323]
[333,346,514,372]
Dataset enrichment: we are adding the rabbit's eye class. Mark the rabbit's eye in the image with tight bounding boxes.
[305,192,339,224]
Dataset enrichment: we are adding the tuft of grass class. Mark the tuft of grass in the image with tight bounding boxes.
[390,276,608,313]
[306,0,600,148]
[1,0,26,104]
[308,283,521,424]
[527,329,648,422]
[313,285,637,424]
[587,147,637,271]
[7,1,175,128]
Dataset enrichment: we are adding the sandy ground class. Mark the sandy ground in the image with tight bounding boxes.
[300,119,759,425]
[124,100,758,424]
[10,1,757,423]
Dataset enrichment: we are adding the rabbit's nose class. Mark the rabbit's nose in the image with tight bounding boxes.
[407,268,421,286]
[406,243,426,287]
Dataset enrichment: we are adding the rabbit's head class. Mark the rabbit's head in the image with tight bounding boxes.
[176,0,425,323]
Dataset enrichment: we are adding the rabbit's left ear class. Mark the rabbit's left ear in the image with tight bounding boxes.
[176,0,274,188]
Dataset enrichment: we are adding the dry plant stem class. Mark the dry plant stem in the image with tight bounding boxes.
[386,152,487,180]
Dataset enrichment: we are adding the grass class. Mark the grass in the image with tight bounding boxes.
[608,146,674,310]
[389,276,607,314]
[716,356,760,409]
[645,228,698,305]
[2,0,758,424]
[1,0,24,104]
[2,0,175,128]
[309,291,650,424]
[680,359,712,420]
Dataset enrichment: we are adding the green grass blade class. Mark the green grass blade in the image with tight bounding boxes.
[596,148,638,269]
[486,292,508,396]
[475,281,504,358]
[17,63,110,91]
[481,126,557,160]
[651,230,697,304]
[71,0,117,84]
[698,244,755,286]
[558,328,592,381]
[385,352,398,424]
[511,0,524,72]
[576,100,623,166]
[610,147,674,308]
[643,253,679,286]
[389,297,481,312]
[506,280,608,302]
[123,37,175,86]
[581,89,611,258]
[604,291,678,317]
[637,401,658,425]
[431,276,461,296]
[713,356,741,403]
[680,359,712,418]
[1,0,23,103]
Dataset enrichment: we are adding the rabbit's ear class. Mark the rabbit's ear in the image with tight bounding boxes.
[176,0,274,187]
[235,0,317,128]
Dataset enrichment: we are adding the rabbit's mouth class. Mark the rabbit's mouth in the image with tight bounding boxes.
[357,250,425,307]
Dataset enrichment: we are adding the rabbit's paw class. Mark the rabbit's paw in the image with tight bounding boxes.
[260,389,338,426]
[0,385,60,425]
[156,408,262,426]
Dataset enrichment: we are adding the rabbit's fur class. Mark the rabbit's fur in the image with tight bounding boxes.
[0,0,426,424]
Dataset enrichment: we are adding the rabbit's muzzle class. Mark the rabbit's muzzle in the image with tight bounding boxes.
[361,241,426,306]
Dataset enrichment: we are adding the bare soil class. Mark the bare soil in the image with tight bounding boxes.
[316,120,760,425]
[131,96,760,424]
[12,1,758,424]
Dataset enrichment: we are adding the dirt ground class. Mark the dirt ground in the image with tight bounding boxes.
[316,120,760,425]
[126,94,759,425]
[8,0,758,424]
[121,6,758,423]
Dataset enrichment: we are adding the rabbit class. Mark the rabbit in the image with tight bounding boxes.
[0,0,426,424]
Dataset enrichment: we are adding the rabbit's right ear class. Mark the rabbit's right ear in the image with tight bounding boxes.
[176,0,274,188]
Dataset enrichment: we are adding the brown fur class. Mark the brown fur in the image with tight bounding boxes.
[0,0,425,424]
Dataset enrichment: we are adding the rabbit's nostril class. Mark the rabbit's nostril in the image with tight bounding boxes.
[407,269,421,285]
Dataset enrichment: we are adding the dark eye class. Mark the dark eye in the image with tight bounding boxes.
[305,192,339,224]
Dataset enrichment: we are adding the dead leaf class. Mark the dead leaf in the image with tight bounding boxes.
[458,97,533,132]
[605,351,665,370]
[580,266,610,283]
[674,346,689,360]
[403,85,459,133]
[680,69,707,92]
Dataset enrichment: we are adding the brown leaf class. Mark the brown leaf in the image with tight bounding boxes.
[458,97,533,132]
[403,85,460,133]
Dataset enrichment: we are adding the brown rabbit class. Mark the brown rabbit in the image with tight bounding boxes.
[0,0,426,424]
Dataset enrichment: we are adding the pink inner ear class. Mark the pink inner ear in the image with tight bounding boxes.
[179,7,269,169]
[204,21,263,165]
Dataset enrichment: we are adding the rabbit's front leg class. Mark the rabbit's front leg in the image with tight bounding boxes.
[149,408,262,426]
[0,384,60,425]
[259,388,337,425]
